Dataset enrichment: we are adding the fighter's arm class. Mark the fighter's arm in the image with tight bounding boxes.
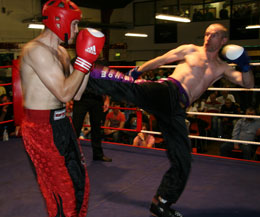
[26,45,85,103]
[73,70,90,101]
[138,44,195,72]
[223,66,254,88]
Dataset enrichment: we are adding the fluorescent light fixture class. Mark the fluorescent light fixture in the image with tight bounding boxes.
[245,25,260,29]
[28,24,45,29]
[155,14,191,23]
[125,33,148,37]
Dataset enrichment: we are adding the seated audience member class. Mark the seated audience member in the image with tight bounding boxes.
[103,101,126,142]
[0,80,7,97]
[0,94,16,137]
[205,92,222,112]
[220,107,260,160]
[216,90,236,106]
[121,111,149,144]
[186,100,208,152]
[220,98,240,138]
[205,92,222,137]
[65,100,73,117]
[133,123,155,148]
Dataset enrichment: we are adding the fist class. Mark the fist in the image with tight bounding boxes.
[221,44,250,73]
[74,28,105,73]
[127,66,143,80]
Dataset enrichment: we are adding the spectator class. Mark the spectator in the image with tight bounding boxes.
[65,100,73,117]
[219,5,229,19]
[121,110,150,144]
[186,100,209,152]
[133,122,155,148]
[103,101,126,142]
[216,90,236,106]
[0,80,7,97]
[0,94,15,137]
[192,8,203,21]
[205,92,222,137]
[220,107,260,160]
[204,8,215,21]
[220,98,240,138]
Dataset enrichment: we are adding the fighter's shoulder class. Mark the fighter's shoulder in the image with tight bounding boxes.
[176,44,198,53]
[22,40,53,62]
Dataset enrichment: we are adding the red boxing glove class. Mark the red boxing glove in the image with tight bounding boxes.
[74,28,105,74]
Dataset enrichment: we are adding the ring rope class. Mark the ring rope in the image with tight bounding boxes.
[0,65,12,69]
[187,111,260,119]
[189,135,260,146]
[207,87,260,92]
[0,102,13,106]
[0,83,12,87]
[142,130,260,146]
[157,63,260,68]
[0,120,14,124]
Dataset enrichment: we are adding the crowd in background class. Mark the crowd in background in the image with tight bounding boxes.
[0,65,259,160]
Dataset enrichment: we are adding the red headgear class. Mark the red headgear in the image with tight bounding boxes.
[42,0,82,42]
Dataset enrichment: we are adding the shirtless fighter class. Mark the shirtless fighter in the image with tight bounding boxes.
[20,0,104,216]
[87,23,254,217]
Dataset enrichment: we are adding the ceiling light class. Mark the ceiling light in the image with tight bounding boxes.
[125,33,148,37]
[28,24,45,29]
[155,14,191,23]
[245,25,260,29]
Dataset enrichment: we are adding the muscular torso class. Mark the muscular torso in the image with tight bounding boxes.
[21,40,71,110]
[169,46,225,104]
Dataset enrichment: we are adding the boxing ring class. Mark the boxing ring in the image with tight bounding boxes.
[0,63,260,217]
[1,138,260,217]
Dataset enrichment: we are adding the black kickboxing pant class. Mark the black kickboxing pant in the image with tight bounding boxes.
[88,77,191,203]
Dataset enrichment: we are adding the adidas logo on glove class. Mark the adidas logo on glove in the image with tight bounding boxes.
[85,45,96,55]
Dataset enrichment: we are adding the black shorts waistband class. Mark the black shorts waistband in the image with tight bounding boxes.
[159,77,190,108]
[24,108,66,123]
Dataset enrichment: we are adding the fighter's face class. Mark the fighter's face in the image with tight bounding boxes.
[203,25,226,52]
[68,20,79,44]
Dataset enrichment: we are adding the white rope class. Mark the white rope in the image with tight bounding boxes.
[141,130,260,146]
[160,62,260,69]
[186,111,260,119]
[141,130,162,135]
[207,87,260,92]
[189,135,260,145]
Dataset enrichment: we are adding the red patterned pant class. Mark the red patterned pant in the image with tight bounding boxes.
[22,108,89,217]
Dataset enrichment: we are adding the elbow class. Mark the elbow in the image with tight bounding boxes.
[54,89,75,103]
[56,94,73,103]
[243,82,254,89]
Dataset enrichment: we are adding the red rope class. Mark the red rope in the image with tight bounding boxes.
[0,83,12,86]
[0,119,14,124]
[108,106,137,111]
[83,124,139,132]
[0,65,12,69]
[0,102,13,106]
[109,66,135,69]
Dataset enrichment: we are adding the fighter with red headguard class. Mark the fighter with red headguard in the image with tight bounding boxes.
[19,0,105,216]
